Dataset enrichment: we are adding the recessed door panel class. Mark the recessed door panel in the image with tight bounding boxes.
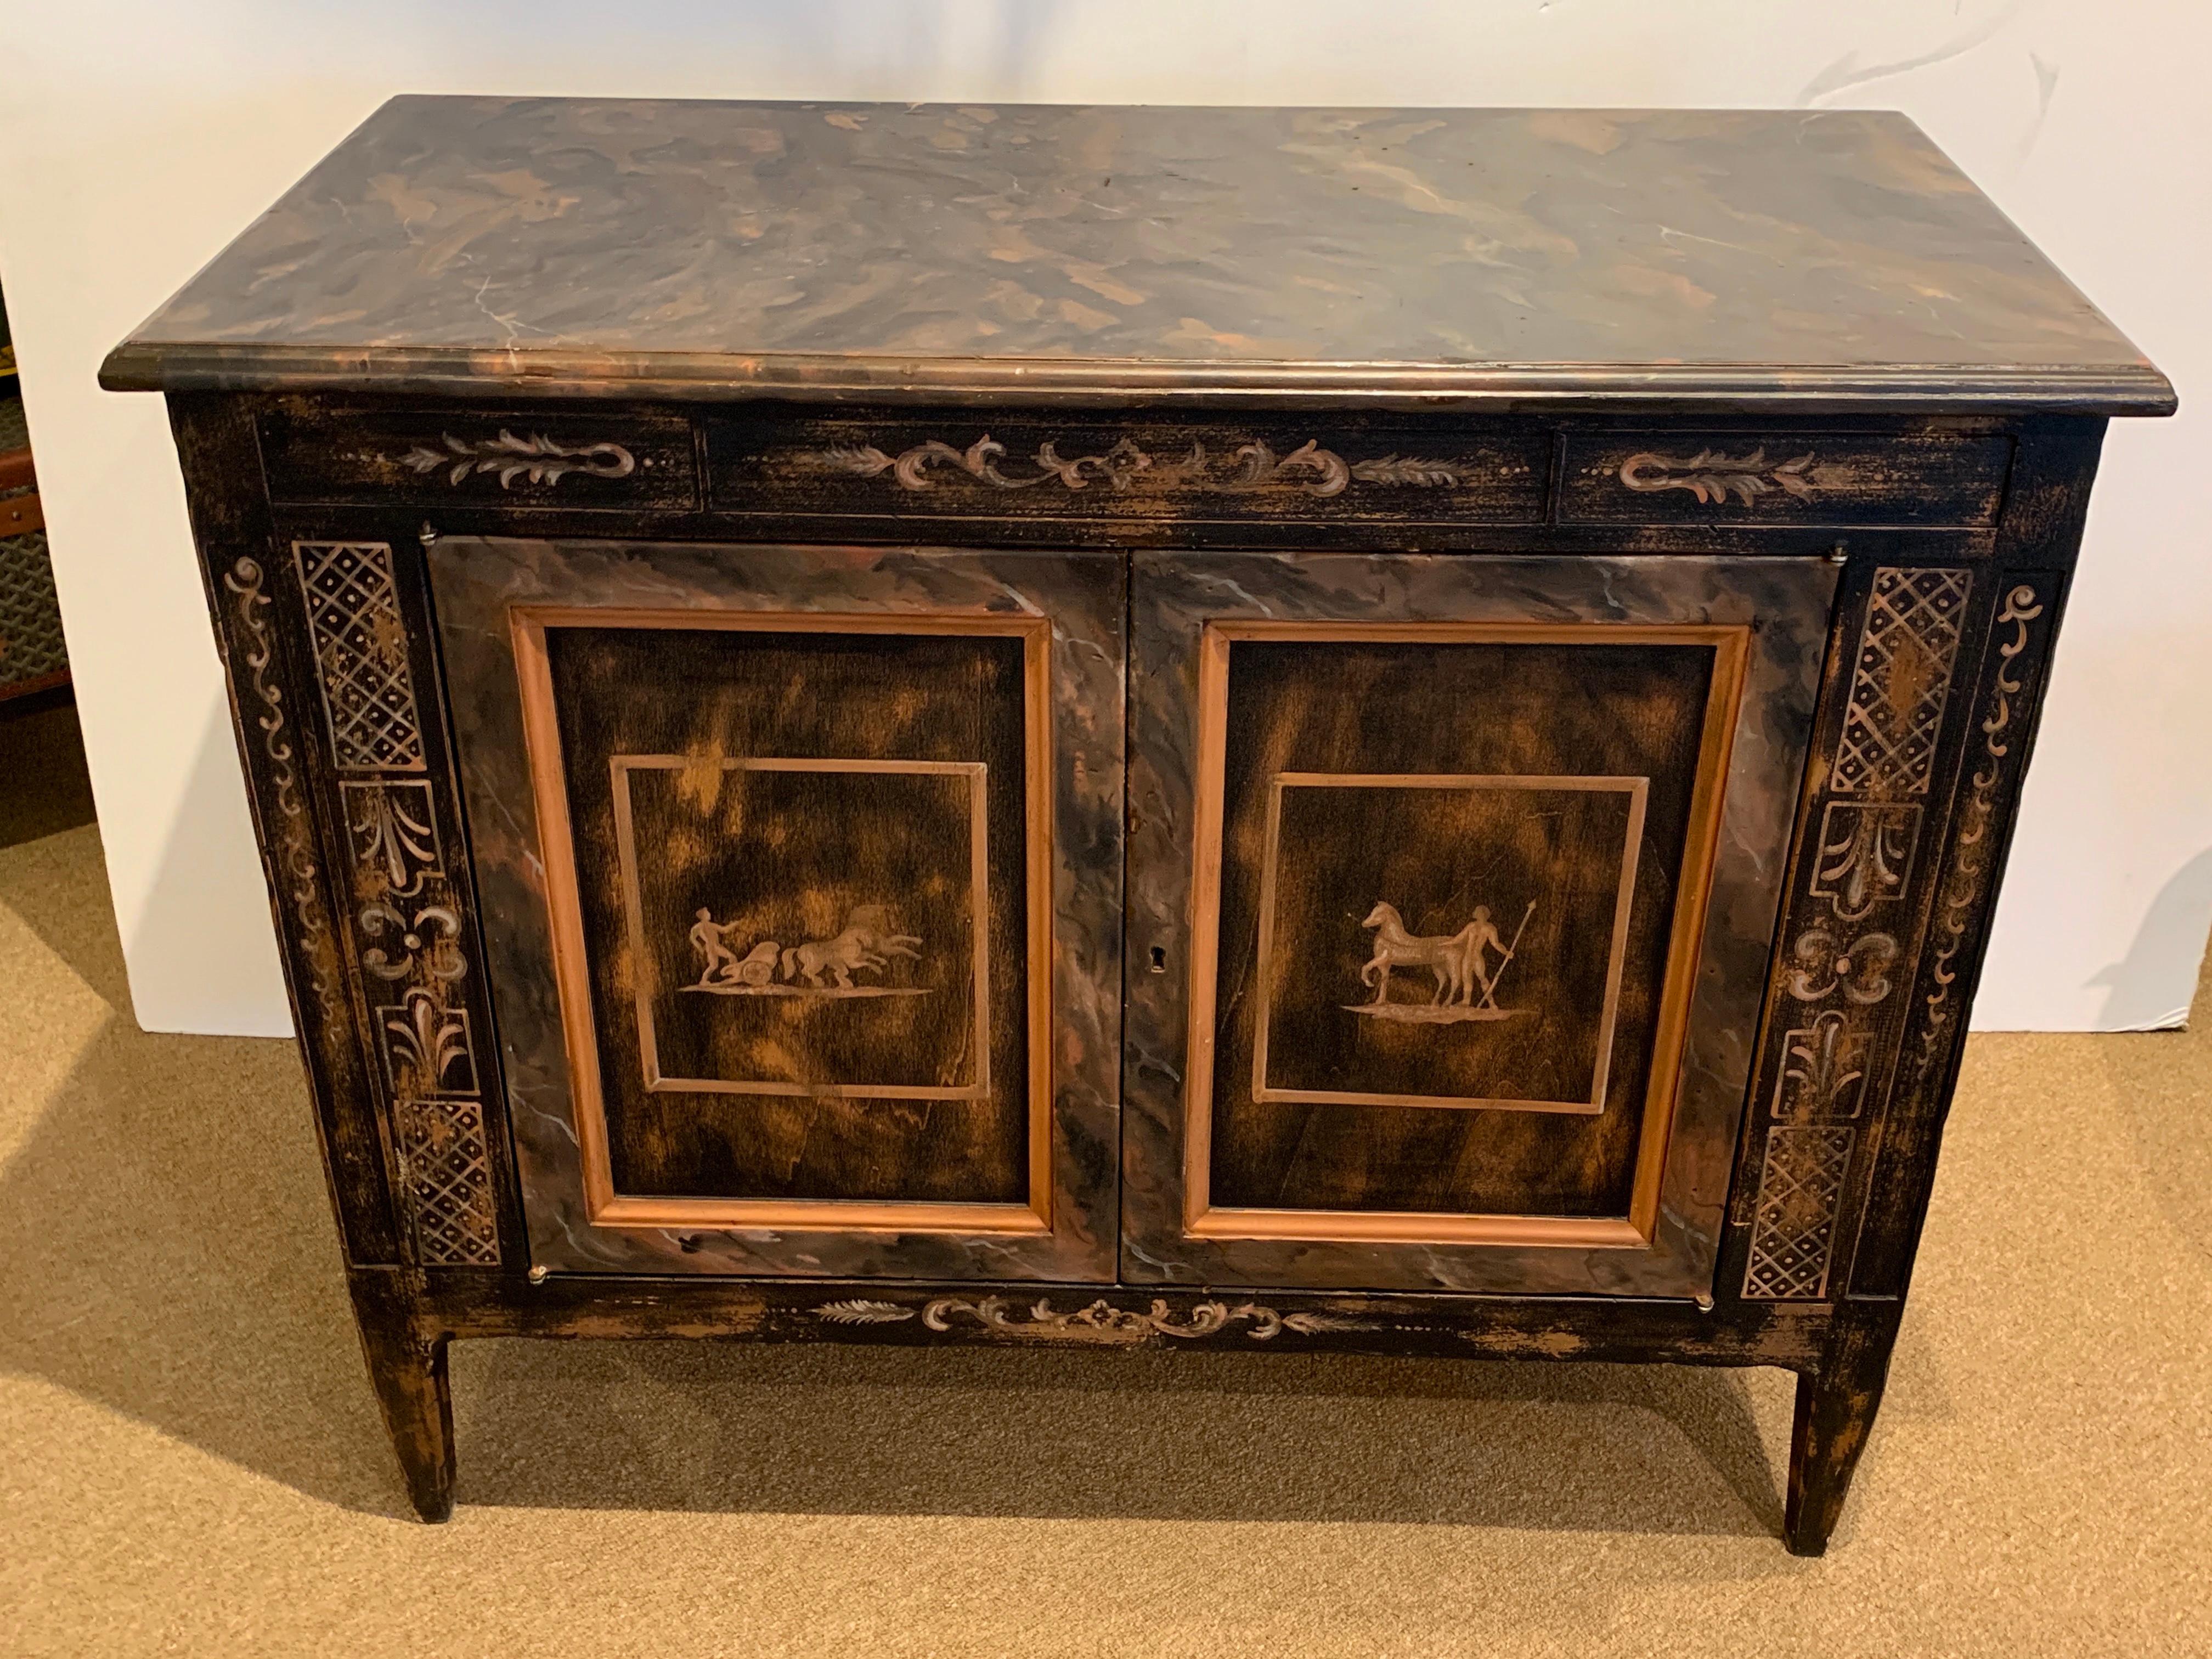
[1204,627,1740,1232]
[431,538,1121,1281]
[1124,554,1838,1295]
[527,618,1042,1213]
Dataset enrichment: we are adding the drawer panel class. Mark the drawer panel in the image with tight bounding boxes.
[259,405,698,509]
[706,415,1550,524]
[1558,430,2012,526]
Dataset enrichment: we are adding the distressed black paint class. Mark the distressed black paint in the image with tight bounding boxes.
[121,100,2167,1556]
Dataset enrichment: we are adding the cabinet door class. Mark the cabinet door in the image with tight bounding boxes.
[1124,553,1837,1296]
[430,538,1121,1281]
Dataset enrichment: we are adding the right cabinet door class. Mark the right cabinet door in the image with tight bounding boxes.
[1123,552,1839,1296]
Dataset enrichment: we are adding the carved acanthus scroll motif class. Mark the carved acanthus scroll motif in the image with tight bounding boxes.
[806,433,1470,498]
[1617,447,1818,505]
[396,430,637,489]
[815,1300,917,1325]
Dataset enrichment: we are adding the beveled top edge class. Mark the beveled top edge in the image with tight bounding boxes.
[98,342,2177,415]
[100,98,2174,415]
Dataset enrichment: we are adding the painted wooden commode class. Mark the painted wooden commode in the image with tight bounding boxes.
[101,97,2174,1553]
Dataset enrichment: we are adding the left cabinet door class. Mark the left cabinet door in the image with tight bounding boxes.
[429,538,1124,1281]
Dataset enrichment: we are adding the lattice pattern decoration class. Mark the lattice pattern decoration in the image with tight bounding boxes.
[1742,1125,1857,1300]
[294,538,498,1266]
[0,529,67,693]
[1832,567,1971,797]
[295,541,426,772]
[392,1093,501,1266]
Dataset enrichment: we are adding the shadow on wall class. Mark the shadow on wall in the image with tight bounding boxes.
[123,686,293,1037]
[2085,846,2212,1031]
[2098,936,2212,1261]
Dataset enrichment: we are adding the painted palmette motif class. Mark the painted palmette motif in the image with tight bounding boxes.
[291,540,499,1268]
[1743,567,1974,1304]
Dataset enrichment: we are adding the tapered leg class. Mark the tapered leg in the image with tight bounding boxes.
[1784,1301,1904,1555]
[349,1272,455,1522]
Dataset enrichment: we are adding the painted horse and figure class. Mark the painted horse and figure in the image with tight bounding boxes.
[1357,898,1537,1019]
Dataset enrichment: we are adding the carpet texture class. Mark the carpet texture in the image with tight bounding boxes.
[2,823,2207,1656]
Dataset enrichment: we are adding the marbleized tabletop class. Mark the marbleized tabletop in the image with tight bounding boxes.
[102,97,2171,412]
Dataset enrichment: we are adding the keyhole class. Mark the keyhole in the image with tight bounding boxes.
[1148,945,1167,974]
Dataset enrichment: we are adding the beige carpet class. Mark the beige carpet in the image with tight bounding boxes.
[3,823,2207,1657]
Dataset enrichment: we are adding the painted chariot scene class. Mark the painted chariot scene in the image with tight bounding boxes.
[609,752,988,1097]
[682,902,929,1000]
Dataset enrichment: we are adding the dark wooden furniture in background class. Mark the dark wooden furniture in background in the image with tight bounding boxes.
[102,98,2174,1554]
[0,286,98,849]
[0,381,69,706]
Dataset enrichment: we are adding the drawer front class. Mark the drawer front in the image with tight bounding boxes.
[1558,430,2013,526]
[705,414,1551,526]
[259,405,698,509]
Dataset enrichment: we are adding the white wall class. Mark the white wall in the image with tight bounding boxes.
[0,0,2202,1035]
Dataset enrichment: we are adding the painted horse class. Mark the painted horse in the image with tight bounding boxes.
[782,904,924,990]
[1358,902,1495,1007]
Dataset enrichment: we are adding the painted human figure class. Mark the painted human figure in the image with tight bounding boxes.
[1458,905,1508,1005]
[689,909,740,985]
